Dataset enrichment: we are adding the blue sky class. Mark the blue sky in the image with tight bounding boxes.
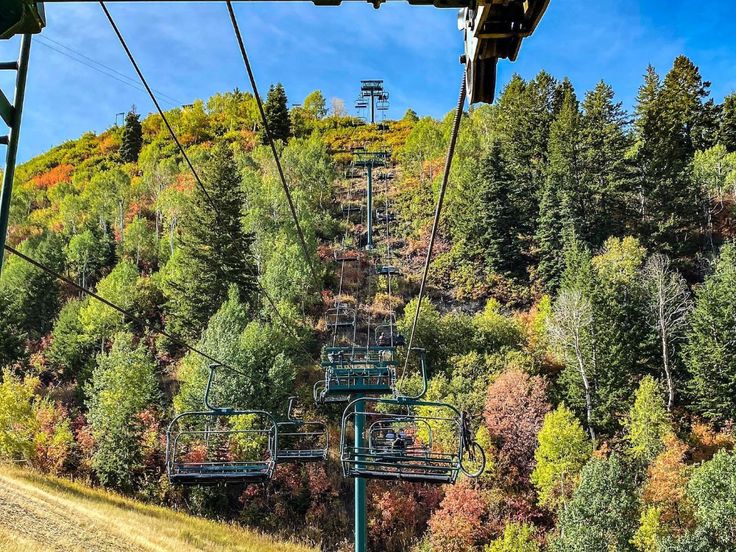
[1,0,735,165]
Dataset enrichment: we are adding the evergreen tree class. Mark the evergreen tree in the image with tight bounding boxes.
[165,142,256,338]
[119,107,143,163]
[553,455,639,552]
[579,81,632,244]
[477,141,523,276]
[719,93,736,152]
[684,243,736,422]
[633,58,714,258]
[536,86,582,290]
[262,83,290,143]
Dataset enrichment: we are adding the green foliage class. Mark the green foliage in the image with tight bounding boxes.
[262,83,290,143]
[119,108,143,163]
[0,370,39,461]
[553,454,639,552]
[680,450,736,550]
[632,507,668,552]
[86,332,159,491]
[624,376,672,465]
[47,299,95,382]
[720,93,736,152]
[531,404,591,510]
[684,243,736,422]
[164,142,256,338]
[65,229,109,288]
[79,259,139,345]
[486,522,540,552]
[302,90,327,121]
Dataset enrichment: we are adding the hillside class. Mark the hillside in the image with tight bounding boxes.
[0,466,315,552]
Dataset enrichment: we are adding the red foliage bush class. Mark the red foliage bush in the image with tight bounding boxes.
[368,481,443,552]
[484,369,550,488]
[427,480,491,552]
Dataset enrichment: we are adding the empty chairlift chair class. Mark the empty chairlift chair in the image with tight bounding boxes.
[339,349,485,484]
[276,397,329,463]
[166,364,278,485]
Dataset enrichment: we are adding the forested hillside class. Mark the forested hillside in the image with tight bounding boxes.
[2,55,736,551]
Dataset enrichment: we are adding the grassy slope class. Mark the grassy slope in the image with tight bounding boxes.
[0,466,315,552]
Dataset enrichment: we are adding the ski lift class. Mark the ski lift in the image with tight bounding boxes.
[375,314,406,348]
[325,303,357,330]
[314,346,398,404]
[276,397,328,463]
[166,364,277,485]
[376,264,400,277]
[339,350,486,484]
[334,248,361,263]
[375,210,396,224]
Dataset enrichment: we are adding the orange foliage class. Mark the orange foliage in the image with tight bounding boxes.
[98,134,120,155]
[368,482,443,552]
[643,434,694,531]
[33,164,73,190]
[689,420,734,462]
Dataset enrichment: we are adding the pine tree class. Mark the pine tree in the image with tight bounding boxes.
[719,93,736,152]
[579,81,632,245]
[119,107,143,163]
[536,86,583,290]
[633,58,714,259]
[165,142,256,338]
[684,243,736,423]
[262,83,290,143]
[477,141,523,276]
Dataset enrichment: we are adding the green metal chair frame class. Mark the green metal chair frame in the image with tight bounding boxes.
[166,365,278,485]
[276,397,329,463]
[314,346,398,404]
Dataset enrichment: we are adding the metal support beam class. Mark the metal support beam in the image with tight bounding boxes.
[354,394,367,552]
[0,34,32,275]
[365,164,373,250]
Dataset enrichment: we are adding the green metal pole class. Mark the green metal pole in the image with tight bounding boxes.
[366,164,373,250]
[354,393,367,552]
[370,89,375,125]
[0,34,32,275]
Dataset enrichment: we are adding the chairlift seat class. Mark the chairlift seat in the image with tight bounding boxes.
[376,265,400,276]
[169,462,273,485]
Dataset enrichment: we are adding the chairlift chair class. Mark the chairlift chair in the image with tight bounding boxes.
[276,397,329,463]
[376,264,400,277]
[166,365,277,485]
[314,346,398,404]
[375,315,406,348]
[325,303,357,330]
[339,349,486,484]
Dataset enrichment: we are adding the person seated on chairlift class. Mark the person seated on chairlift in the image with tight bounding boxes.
[392,429,407,452]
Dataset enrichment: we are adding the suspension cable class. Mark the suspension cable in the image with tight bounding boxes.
[400,74,466,380]
[3,244,246,374]
[225,0,321,292]
[99,1,220,218]
[100,0,313,358]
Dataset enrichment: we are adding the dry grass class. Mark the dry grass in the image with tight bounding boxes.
[0,465,315,552]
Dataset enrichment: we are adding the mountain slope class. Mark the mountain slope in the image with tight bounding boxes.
[0,466,315,552]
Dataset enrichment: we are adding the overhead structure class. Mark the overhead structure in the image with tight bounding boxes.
[357,80,389,124]
[276,396,329,463]
[339,350,486,484]
[166,364,278,485]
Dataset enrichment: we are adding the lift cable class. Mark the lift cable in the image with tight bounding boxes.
[35,34,183,107]
[226,0,322,292]
[99,0,220,217]
[400,74,466,380]
[2,244,249,376]
[98,1,312,359]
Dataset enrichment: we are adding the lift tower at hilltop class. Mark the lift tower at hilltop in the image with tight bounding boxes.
[356,80,389,125]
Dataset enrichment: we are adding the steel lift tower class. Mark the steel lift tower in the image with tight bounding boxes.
[357,80,388,125]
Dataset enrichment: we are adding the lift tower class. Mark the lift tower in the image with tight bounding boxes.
[357,80,388,125]
[352,148,390,250]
